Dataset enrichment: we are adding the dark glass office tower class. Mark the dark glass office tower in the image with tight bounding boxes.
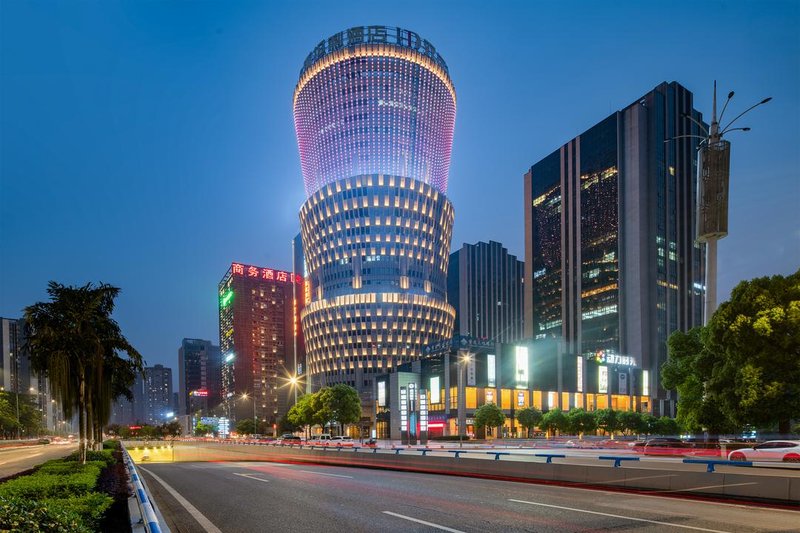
[524,82,706,416]
[178,338,221,416]
[448,241,524,343]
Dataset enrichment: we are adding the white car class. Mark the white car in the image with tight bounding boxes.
[728,440,800,462]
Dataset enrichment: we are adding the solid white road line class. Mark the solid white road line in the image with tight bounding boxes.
[382,511,465,533]
[298,469,353,478]
[232,472,270,483]
[139,466,223,533]
[508,499,732,533]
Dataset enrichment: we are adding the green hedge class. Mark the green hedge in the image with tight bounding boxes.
[0,470,100,500]
[0,451,117,531]
[0,496,91,533]
[45,493,113,531]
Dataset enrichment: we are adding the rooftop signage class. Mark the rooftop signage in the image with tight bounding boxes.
[301,25,449,76]
[422,335,495,356]
[230,262,301,284]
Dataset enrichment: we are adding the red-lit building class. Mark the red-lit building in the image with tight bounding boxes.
[218,262,305,428]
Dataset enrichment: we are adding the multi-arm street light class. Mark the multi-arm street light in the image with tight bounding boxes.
[668,82,771,323]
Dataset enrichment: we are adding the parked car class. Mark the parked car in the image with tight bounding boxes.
[728,440,800,463]
[331,436,354,446]
[277,435,301,443]
[642,438,693,456]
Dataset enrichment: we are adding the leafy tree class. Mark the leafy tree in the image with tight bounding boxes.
[474,403,505,437]
[566,408,597,438]
[162,421,182,438]
[309,390,332,430]
[540,409,568,438]
[194,422,213,437]
[662,328,735,434]
[236,418,256,435]
[655,416,680,436]
[287,394,315,438]
[617,411,645,435]
[594,409,619,437]
[516,407,543,437]
[319,385,361,435]
[641,413,659,435]
[24,282,143,462]
[701,270,800,435]
[278,415,299,434]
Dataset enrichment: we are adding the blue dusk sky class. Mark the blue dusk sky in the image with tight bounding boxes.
[1,1,798,375]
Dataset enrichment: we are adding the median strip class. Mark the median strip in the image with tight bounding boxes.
[508,499,732,532]
[382,511,465,532]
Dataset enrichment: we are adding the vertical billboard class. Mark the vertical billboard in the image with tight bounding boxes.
[515,346,529,389]
[430,376,441,404]
[487,354,496,387]
[598,366,608,394]
[377,381,386,407]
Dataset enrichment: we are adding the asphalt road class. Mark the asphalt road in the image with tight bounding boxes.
[138,461,798,533]
[0,443,78,478]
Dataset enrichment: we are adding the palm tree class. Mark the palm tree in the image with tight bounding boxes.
[24,282,143,462]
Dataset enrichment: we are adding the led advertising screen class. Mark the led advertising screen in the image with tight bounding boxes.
[430,376,440,404]
[377,381,386,407]
[515,346,529,389]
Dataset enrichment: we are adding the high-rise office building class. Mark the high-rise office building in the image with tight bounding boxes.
[178,338,221,416]
[295,26,457,399]
[218,262,304,423]
[1,317,58,431]
[448,241,525,343]
[524,81,706,416]
[134,364,173,425]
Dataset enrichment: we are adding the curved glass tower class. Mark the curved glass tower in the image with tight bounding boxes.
[295,26,457,394]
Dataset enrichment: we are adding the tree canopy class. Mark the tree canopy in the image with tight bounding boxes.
[540,409,568,437]
[662,269,800,434]
[516,407,543,437]
[567,408,597,438]
[474,403,505,436]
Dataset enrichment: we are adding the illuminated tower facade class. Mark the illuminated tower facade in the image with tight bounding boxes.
[295,26,457,399]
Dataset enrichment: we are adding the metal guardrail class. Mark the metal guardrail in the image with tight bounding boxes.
[123,446,163,533]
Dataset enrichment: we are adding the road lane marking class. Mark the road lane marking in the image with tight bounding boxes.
[298,469,353,478]
[382,511,465,532]
[233,472,270,483]
[508,499,731,532]
[139,466,223,533]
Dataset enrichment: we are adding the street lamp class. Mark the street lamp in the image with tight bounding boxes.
[240,393,256,435]
[289,375,299,405]
[457,351,472,448]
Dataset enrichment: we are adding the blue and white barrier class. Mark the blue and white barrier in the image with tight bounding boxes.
[123,446,163,533]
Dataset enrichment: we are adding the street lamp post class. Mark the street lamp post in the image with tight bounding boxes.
[457,351,472,448]
[241,393,256,435]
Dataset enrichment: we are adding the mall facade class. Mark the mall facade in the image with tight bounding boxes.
[375,336,647,441]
